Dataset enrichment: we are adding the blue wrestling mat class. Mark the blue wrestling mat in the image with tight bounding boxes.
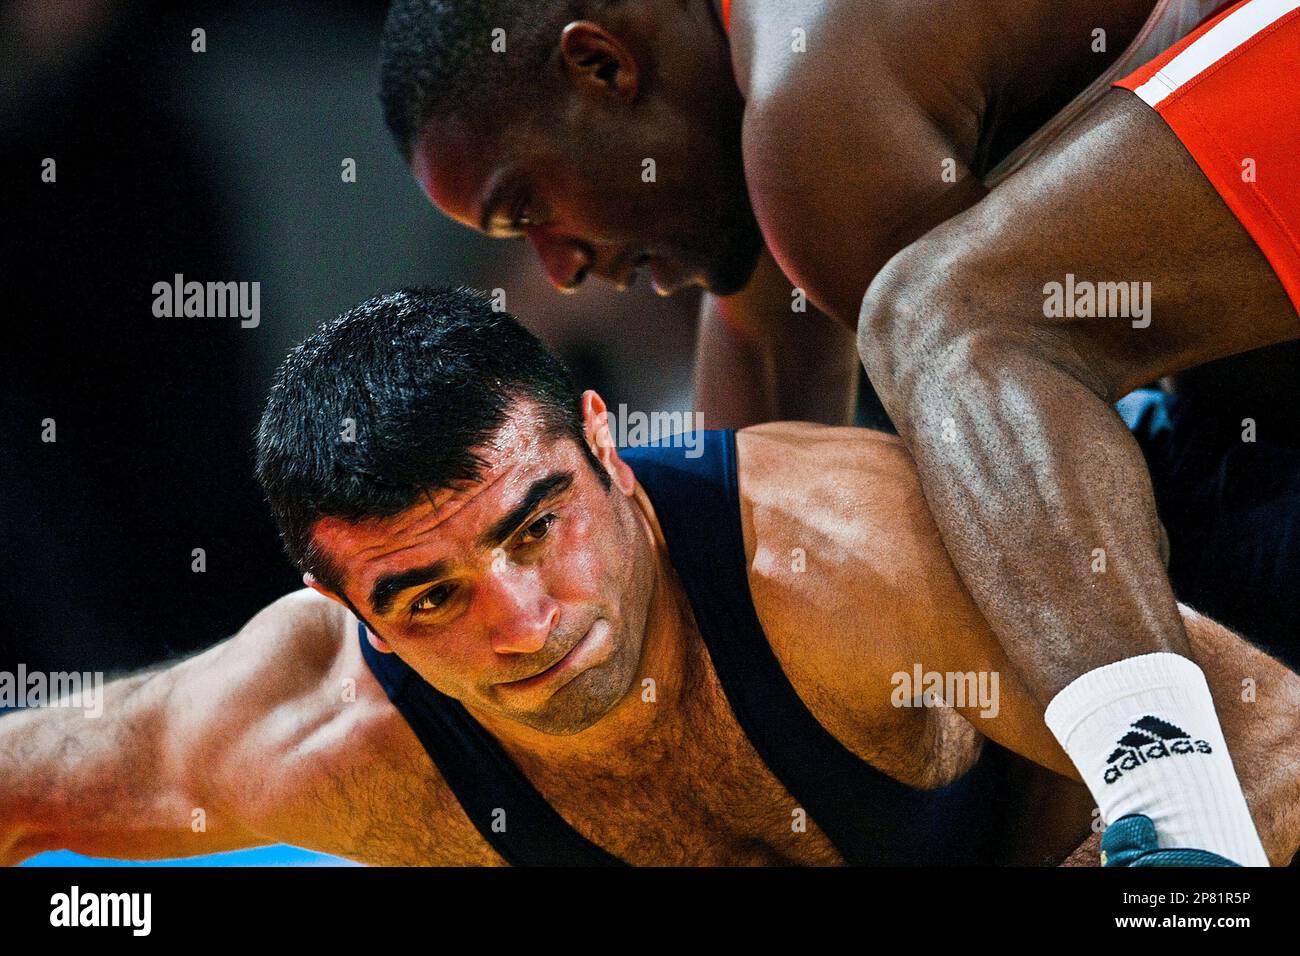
[20,846,359,867]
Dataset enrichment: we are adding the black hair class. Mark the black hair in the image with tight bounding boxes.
[379,0,611,158]
[255,286,608,596]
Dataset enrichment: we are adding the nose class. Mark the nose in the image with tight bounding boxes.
[527,230,593,292]
[480,560,560,655]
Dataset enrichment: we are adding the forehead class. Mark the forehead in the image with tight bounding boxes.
[312,411,579,594]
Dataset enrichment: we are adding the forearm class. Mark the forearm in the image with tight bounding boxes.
[695,241,860,428]
[693,299,779,429]
[765,305,859,425]
[1182,607,1300,865]
[695,300,859,427]
[869,319,1189,702]
[0,660,255,863]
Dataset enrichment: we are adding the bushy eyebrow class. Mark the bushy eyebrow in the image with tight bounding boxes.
[366,471,574,616]
[369,559,453,617]
[476,471,573,550]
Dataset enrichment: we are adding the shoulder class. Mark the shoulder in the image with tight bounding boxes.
[736,0,983,151]
[168,589,349,766]
[202,588,348,697]
[733,428,1082,788]
[734,423,940,631]
[736,422,921,511]
[191,590,501,864]
[733,425,963,765]
[735,4,984,319]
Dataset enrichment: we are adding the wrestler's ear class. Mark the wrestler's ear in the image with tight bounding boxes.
[559,21,639,101]
[581,390,635,495]
[303,573,394,654]
[303,572,348,610]
[301,572,338,600]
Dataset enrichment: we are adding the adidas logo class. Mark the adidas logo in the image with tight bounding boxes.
[1103,715,1212,784]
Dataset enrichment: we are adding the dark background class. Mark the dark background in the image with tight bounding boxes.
[0,0,700,677]
[3,0,1298,682]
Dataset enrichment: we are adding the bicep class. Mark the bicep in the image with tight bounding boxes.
[782,439,1079,777]
[859,496,1079,777]
[739,428,1076,776]
[3,590,350,863]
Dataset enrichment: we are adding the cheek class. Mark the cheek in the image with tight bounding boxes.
[393,593,513,682]
[565,189,649,244]
[550,506,629,599]
[386,635,482,699]
[552,512,609,593]
[557,158,662,239]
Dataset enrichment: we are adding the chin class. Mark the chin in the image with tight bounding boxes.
[705,239,765,297]
[527,681,621,736]
[546,646,642,735]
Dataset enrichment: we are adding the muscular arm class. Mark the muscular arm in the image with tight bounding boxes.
[0,591,370,865]
[695,246,858,428]
[0,650,273,865]
[741,423,1300,865]
[855,93,1299,707]
[732,4,1274,719]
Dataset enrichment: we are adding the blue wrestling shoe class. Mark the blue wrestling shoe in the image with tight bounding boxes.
[1100,814,1240,866]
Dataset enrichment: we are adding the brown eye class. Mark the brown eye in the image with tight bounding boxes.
[520,513,556,544]
[413,583,454,613]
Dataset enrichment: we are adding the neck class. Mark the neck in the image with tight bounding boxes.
[472,485,702,772]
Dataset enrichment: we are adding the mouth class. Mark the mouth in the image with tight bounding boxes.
[498,620,610,695]
[647,257,693,297]
[614,252,653,292]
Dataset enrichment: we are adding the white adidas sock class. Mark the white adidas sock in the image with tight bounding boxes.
[1044,652,1268,866]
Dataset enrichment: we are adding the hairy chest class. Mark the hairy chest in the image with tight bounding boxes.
[322,624,977,866]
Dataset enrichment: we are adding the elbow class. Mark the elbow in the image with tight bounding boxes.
[857,236,1116,430]
[856,238,980,426]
